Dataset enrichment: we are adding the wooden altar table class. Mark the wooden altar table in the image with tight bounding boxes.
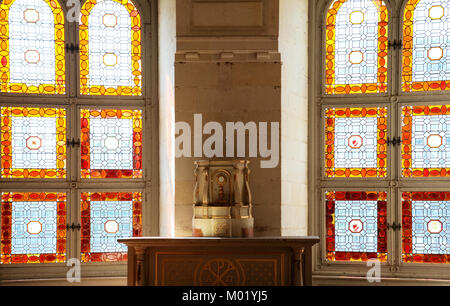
[118,237,319,286]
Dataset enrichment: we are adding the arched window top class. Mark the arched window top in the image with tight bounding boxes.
[0,0,65,94]
[79,0,142,96]
[403,0,450,92]
[325,0,388,95]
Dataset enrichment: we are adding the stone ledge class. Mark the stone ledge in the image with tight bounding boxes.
[175,51,281,63]
[0,277,127,286]
[313,275,450,286]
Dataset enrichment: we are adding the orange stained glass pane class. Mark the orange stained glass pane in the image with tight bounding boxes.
[402,105,450,177]
[325,107,388,178]
[325,0,388,94]
[1,107,66,179]
[0,0,65,94]
[79,0,142,96]
[80,108,143,179]
[403,0,450,92]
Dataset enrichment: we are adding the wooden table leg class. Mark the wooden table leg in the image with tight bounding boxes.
[294,248,305,286]
[135,247,146,286]
[303,246,313,286]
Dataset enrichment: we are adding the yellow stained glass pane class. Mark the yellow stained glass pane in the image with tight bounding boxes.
[80,0,142,96]
[1,107,66,178]
[0,0,65,94]
[325,0,388,94]
[403,0,450,92]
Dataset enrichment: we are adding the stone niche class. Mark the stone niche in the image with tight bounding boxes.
[192,160,254,237]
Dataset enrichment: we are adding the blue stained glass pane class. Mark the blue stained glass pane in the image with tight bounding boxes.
[9,0,56,85]
[89,117,133,170]
[89,200,133,253]
[334,117,378,168]
[334,200,378,253]
[11,201,57,254]
[412,114,450,168]
[88,0,133,88]
[412,0,450,82]
[334,0,379,85]
[11,116,57,169]
[412,201,450,254]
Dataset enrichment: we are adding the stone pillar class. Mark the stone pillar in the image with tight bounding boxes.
[159,0,177,237]
[279,0,309,236]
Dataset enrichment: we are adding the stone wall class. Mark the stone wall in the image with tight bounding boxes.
[159,0,309,237]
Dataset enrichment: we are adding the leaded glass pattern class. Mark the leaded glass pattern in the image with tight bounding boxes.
[326,191,387,261]
[402,105,450,177]
[89,117,133,170]
[80,109,142,179]
[0,192,66,264]
[80,192,142,262]
[1,107,66,179]
[12,201,57,254]
[325,0,388,94]
[79,0,141,96]
[402,192,450,263]
[403,0,450,92]
[325,107,387,178]
[335,200,378,253]
[0,0,65,94]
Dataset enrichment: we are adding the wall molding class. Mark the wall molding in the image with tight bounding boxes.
[177,0,278,37]
[191,0,265,30]
[177,36,278,52]
[175,50,280,63]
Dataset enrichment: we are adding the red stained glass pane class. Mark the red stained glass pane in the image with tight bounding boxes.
[402,192,450,263]
[80,191,142,263]
[326,191,387,262]
[1,192,66,264]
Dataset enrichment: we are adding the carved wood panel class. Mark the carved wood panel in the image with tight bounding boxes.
[151,250,289,286]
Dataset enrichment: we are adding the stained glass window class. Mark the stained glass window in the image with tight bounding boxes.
[1,107,66,179]
[0,0,150,273]
[79,0,141,96]
[0,0,65,94]
[402,192,450,263]
[1,192,66,264]
[326,191,387,262]
[325,107,387,178]
[402,105,450,177]
[403,0,450,92]
[80,109,142,179]
[325,0,388,94]
[80,192,142,262]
